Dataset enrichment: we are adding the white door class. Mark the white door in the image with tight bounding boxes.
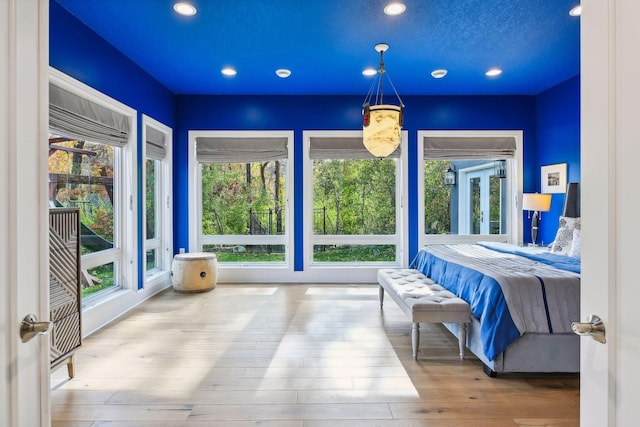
[581,1,639,425]
[0,1,50,426]
[461,166,500,235]
[466,170,489,234]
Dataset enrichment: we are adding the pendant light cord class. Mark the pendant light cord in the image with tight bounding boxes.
[362,47,404,108]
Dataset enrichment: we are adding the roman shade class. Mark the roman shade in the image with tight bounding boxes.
[309,137,400,160]
[423,136,516,159]
[196,136,288,163]
[145,126,166,160]
[49,83,130,147]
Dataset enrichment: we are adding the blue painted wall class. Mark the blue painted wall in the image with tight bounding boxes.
[175,95,537,267]
[51,1,579,279]
[50,1,176,288]
[50,2,175,127]
[534,76,581,246]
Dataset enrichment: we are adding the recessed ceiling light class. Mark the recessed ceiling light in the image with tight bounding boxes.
[431,69,448,79]
[485,68,503,77]
[221,67,237,77]
[275,69,291,78]
[569,5,582,17]
[362,68,377,77]
[384,2,406,16]
[173,2,197,16]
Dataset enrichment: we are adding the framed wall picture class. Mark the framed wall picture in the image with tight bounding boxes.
[541,163,567,193]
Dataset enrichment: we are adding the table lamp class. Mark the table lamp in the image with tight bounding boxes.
[522,193,552,246]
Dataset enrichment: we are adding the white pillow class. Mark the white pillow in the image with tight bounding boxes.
[551,216,580,255]
[568,228,581,258]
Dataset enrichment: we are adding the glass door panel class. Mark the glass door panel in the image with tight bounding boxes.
[469,176,482,234]
[489,175,502,234]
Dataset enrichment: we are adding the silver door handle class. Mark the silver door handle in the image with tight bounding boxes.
[571,314,606,344]
[20,314,52,343]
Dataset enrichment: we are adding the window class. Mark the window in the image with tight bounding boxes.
[418,131,523,246]
[304,131,406,267]
[142,115,172,285]
[49,69,136,304]
[189,131,293,269]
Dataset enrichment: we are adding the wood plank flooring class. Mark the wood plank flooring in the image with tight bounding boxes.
[51,284,579,426]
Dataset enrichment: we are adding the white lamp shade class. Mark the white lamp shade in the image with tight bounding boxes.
[522,193,552,212]
[362,105,402,157]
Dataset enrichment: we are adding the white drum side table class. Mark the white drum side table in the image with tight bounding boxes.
[171,252,218,293]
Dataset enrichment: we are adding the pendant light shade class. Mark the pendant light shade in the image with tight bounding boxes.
[362,105,403,157]
[362,43,404,158]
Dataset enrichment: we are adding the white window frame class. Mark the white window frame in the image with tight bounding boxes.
[142,115,173,287]
[303,130,408,277]
[417,130,523,247]
[188,130,294,281]
[50,67,137,308]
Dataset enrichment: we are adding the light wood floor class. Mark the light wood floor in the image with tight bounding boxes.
[51,284,579,426]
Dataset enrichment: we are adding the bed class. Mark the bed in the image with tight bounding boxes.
[410,183,581,376]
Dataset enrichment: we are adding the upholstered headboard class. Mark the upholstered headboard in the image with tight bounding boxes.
[562,182,580,218]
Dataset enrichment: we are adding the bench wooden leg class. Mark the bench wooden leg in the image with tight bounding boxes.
[379,285,384,309]
[458,323,467,360]
[412,322,420,360]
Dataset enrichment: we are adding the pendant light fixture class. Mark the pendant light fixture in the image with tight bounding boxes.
[362,43,404,158]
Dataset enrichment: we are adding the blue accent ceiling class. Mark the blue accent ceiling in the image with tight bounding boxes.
[53,0,580,96]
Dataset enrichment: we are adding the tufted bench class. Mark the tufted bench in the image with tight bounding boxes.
[377,268,471,360]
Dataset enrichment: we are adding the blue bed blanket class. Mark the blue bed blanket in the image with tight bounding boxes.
[410,244,580,361]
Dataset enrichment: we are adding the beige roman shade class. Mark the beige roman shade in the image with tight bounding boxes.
[49,83,130,147]
[196,136,288,163]
[146,126,166,160]
[309,136,400,160]
[423,136,516,159]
